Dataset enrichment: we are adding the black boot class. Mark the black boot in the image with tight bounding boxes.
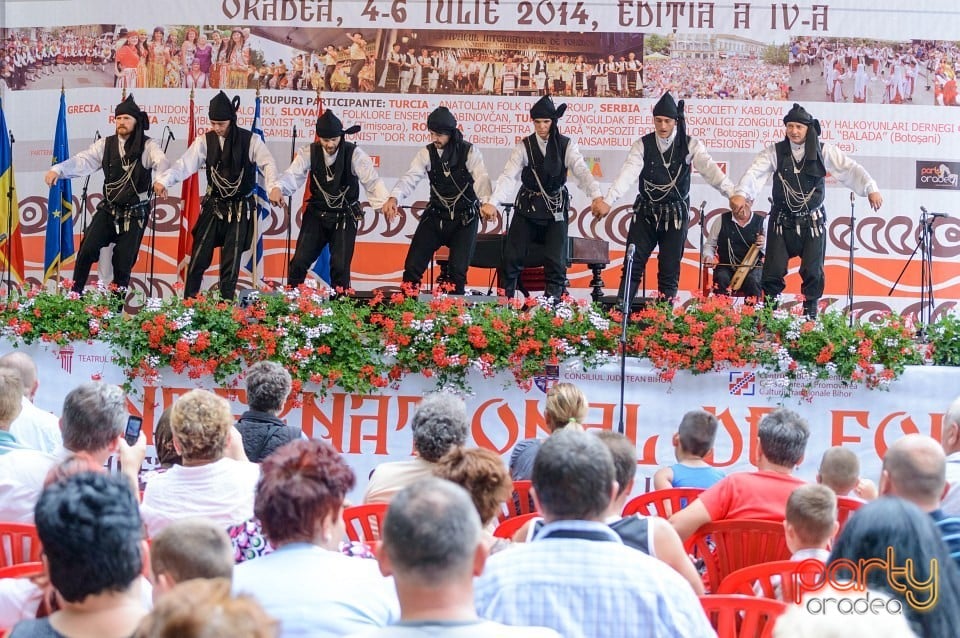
[803,299,819,319]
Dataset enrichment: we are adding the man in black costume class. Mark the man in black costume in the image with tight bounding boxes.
[155,91,279,300]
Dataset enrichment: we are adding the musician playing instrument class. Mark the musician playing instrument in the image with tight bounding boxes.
[702,209,765,298]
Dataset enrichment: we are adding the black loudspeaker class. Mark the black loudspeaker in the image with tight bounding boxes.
[470,234,572,269]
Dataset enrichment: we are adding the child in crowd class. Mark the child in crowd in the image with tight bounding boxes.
[816,446,878,501]
[784,484,838,562]
[653,410,725,490]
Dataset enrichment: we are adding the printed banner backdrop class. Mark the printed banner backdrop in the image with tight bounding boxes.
[1,1,959,317]
[7,339,955,500]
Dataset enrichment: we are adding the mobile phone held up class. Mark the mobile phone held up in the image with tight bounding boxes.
[124,415,143,446]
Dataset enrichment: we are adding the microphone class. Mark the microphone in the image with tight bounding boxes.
[94,130,102,141]
[929,212,948,219]
[699,200,707,214]
[625,243,636,259]
[8,131,13,144]
[167,128,175,143]
[920,206,928,214]
[850,192,855,203]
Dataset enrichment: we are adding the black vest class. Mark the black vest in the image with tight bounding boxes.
[772,139,826,213]
[639,133,690,205]
[608,515,652,555]
[307,142,359,210]
[426,141,478,214]
[520,133,569,194]
[204,129,256,200]
[718,211,764,266]
[100,135,152,206]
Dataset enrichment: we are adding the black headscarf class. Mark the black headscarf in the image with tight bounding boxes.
[209,91,245,175]
[783,103,826,177]
[529,95,566,176]
[427,106,463,166]
[114,94,149,159]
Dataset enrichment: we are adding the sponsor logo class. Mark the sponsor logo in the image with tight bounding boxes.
[916,161,960,189]
[57,345,75,374]
[533,364,560,394]
[728,371,756,395]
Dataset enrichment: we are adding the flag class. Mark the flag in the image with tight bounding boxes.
[244,93,273,288]
[176,92,200,283]
[43,90,76,283]
[0,98,25,286]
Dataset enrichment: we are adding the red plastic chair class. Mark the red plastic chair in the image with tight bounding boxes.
[700,594,787,638]
[685,520,791,594]
[499,480,538,521]
[493,512,541,540]
[342,504,388,542]
[0,523,42,569]
[0,561,44,580]
[622,487,705,518]
[836,495,864,535]
[716,559,827,603]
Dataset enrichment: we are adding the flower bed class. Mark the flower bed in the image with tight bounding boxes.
[1,283,951,398]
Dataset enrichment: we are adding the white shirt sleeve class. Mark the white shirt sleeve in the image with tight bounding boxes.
[490,142,527,205]
[49,138,105,179]
[688,137,734,198]
[733,145,778,201]
[822,144,880,196]
[603,138,644,205]
[465,145,493,204]
[703,215,722,262]
[249,135,279,189]
[565,139,601,199]
[271,143,312,195]
[353,147,390,210]
[389,147,430,202]
[156,135,207,189]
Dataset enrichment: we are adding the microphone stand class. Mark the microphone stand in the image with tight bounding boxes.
[283,125,297,283]
[618,243,636,435]
[888,208,936,338]
[491,202,514,296]
[846,192,856,327]
[4,130,15,299]
[79,130,101,236]
[697,200,707,295]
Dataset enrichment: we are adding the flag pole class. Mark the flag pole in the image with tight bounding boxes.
[251,85,261,290]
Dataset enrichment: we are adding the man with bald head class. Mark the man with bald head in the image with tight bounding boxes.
[880,434,960,565]
[0,351,61,453]
[940,396,960,516]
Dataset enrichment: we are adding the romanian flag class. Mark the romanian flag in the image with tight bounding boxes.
[43,90,76,283]
[176,92,200,283]
[0,98,25,285]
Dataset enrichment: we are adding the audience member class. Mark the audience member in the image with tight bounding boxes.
[233,439,398,636]
[345,478,559,637]
[652,409,725,490]
[879,434,960,565]
[149,518,235,602]
[235,361,299,462]
[432,446,513,552]
[8,472,149,638]
[0,351,61,453]
[784,484,837,562]
[141,389,260,537]
[364,392,468,504]
[0,382,142,523]
[829,497,960,638]
[0,368,25,454]
[670,408,809,540]
[816,446,877,500]
[596,430,704,594]
[509,382,587,480]
[134,578,278,638]
[152,406,181,468]
[940,394,960,516]
[474,429,715,637]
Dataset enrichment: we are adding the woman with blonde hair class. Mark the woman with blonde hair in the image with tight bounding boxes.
[509,382,588,480]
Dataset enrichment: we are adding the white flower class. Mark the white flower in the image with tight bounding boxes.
[145,297,164,312]
[554,305,574,321]
[588,310,610,331]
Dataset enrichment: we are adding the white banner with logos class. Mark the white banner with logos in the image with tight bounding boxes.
[5,339,954,499]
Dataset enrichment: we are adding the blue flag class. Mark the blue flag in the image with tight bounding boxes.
[43,91,75,283]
